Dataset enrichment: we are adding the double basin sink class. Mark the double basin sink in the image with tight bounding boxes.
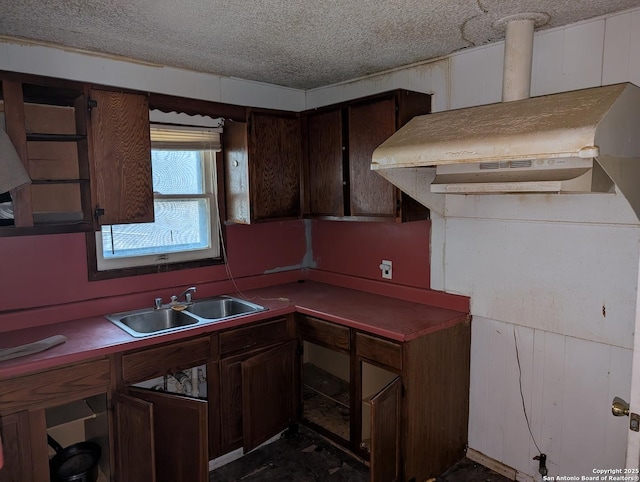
[106,296,267,338]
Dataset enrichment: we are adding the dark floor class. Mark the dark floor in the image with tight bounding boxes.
[209,427,512,482]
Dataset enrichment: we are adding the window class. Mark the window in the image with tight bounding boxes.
[95,123,222,272]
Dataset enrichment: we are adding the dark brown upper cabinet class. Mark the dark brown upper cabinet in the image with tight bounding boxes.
[0,74,155,237]
[223,110,302,224]
[0,75,94,237]
[302,90,431,222]
[88,89,153,226]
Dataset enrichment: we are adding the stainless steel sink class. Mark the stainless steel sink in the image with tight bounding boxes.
[185,297,266,320]
[106,296,266,337]
[106,307,199,337]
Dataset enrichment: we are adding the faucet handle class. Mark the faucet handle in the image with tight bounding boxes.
[170,295,178,304]
[185,292,193,303]
[154,298,163,309]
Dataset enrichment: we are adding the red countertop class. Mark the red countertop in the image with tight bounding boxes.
[0,281,469,379]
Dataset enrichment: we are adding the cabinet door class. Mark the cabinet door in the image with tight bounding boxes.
[370,377,401,482]
[242,340,297,451]
[249,112,301,221]
[0,412,35,482]
[219,351,249,453]
[348,98,397,218]
[89,89,153,225]
[114,392,156,482]
[306,109,344,216]
[130,388,208,482]
[220,341,297,454]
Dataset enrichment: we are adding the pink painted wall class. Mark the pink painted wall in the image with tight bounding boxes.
[311,219,431,289]
[0,217,434,331]
[0,220,307,316]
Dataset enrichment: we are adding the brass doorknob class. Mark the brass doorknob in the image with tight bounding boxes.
[612,396,630,417]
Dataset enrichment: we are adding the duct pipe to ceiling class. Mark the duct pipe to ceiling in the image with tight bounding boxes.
[502,19,535,102]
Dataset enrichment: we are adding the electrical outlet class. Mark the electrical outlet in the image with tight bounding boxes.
[379,260,392,280]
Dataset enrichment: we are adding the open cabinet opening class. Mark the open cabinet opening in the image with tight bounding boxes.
[132,364,208,400]
[302,341,351,442]
[45,393,110,482]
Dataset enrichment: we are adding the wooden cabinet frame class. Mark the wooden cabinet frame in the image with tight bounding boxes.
[223,109,302,224]
[297,314,471,482]
[0,358,110,482]
[112,335,216,482]
[301,90,432,222]
[218,316,298,454]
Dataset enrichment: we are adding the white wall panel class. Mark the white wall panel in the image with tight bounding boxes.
[468,316,490,455]
[537,331,564,474]
[503,326,536,474]
[471,318,632,478]
[531,29,566,96]
[561,337,610,475]
[449,43,503,109]
[485,320,508,461]
[560,20,605,92]
[602,12,633,85]
[429,213,446,291]
[444,218,639,348]
[531,20,604,97]
[603,10,640,87]
[445,191,638,225]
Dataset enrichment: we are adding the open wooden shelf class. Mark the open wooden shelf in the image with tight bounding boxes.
[302,362,350,441]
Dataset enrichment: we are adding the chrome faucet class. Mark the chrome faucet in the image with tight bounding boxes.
[171,286,197,304]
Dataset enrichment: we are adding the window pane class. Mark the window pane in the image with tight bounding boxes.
[152,150,204,195]
[102,199,211,258]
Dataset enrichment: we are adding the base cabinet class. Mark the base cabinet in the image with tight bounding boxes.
[113,335,215,482]
[0,411,36,482]
[115,388,208,482]
[369,377,401,482]
[219,339,298,454]
[298,314,471,482]
[0,358,110,482]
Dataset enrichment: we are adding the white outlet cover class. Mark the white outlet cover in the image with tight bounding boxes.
[379,260,393,280]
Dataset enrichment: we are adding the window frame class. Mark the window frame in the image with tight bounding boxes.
[86,149,226,281]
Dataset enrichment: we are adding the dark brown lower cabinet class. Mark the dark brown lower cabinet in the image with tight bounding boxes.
[219,340,298,454]
[298,314,471,482]
[115,388,208,482]
[0,411,36,482]
[369,377,401,482]
[0,358,111,482]
[114,393,156,482]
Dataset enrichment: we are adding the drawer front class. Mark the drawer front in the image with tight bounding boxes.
[121,336,213,384]
[297,315,350,352]
[0,358,110,413]
[219,318,289,356]
[356,332,402,370]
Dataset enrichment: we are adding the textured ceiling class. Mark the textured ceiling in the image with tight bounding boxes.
[1,0,640,89]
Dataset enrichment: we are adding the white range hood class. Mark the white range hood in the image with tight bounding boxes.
[370,17,640,219]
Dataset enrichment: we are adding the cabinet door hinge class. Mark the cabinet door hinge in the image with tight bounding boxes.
[401,384,406,397]
[88,98,98,112]
[94,207,105,220]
